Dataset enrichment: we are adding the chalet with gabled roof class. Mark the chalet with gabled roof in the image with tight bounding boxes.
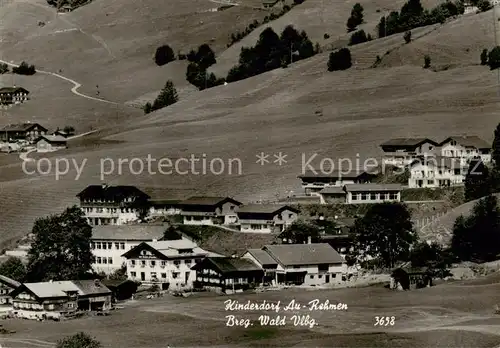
[0,122,47,142]
[0,275,21,305]
[34,135,67,152]
[438,135,491,165]
[0,87,29,105]
[380,137,438,167]
[237,204,299,233]
[179,196,242,225]
[298,169,376,196]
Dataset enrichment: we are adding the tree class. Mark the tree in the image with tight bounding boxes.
[154,45,175,66]
[348,30,369,46]
[464,158,491,201]
[0,257,26,282]
[108,265,127,281]
[493,122,500,170]
[478,0,492,12]
[151,80,178,111]
[327,48,352,71]
[346,3,364,32]
[12,61,36,75]
[423,55,431,68]
[351,202,417,268]
[163,226,183,240]
[409,241,451,278]
[481,48,489,65]
[451,195,500,262]
[56,332,101,348]
[488,46,500,70]
[26,206,93,282]
[63,125,75,134]
[0,63,8,74]
[404,30,412,43]
[143,102,152,114]
[195,44,216,69]
[280,220,321,244]
[377,16,386,38]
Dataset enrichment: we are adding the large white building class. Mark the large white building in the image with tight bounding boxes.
[122,238,222,290]
[408,156,466,188]
[380,138,439,168]
[77,184,151,226]
[90,224,167,275]
[437,136,491,166]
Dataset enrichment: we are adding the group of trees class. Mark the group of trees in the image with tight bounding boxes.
[327,48,352,71]
[12,61,36,75]
[154,45,176,66]
[226,25,317,83]
[185,44,225,90]
[143,80,178,114]
[376,0,464,39]
[348,29,372,46]
[346,3,364,32]
[480,46,500,70]
[56,332,101,348]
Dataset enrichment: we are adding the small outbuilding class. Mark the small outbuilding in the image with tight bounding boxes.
[34,135,67,152]
[390,267,433,290]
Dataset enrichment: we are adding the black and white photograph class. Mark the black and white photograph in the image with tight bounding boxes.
[1,0,500,346]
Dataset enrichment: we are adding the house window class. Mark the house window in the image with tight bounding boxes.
[161,261,166,267]
[150,261,156,267]
[115,242,119,249]
[91,242,95,249]
[390,193,398,200]
[370,193,376,200]
[102,243,107,250]
[108,242,112,249]
[332,273,337,278]
[318,275,323,279]
[184,259,192,265]
[97,257,102,264]
[96,242,101,249]
[361,194,368,200]
[230,206,234,211]
[351,194,358,200]
[67,303,75,309]
[108,257,113,264]
[48,304,55,310]
[310,275,314,279]
[427,180,434,185]
[161,273,167,278]
[141,260,146,267]
[131,260,136,266]
[131,271,136,277]
[151,272,157,279]
[120,243,125,249]
[103,258,108,264]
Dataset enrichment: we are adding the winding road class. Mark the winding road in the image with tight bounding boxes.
[0,59,119,105]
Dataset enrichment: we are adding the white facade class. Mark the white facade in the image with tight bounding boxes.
[182,200,240,226]
[80,206,139,226]
[149,205,181,218]
[277,263,346,286]
[408,162,465,188]
[238,208,298,233]
[439,141,491,165]
[91,239,141,275]
[346,190,401,204]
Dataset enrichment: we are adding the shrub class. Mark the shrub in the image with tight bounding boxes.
[404,30,411,43]
[348,29,369,46]
[154,45,175,66]
[327,48,352,71]
[143,102,152,114]
[346,3,364,32]
[12,61,36,75]
[56,332,101,348]
[423,55,431,68]
[323,33,330,39]
[489,46,500,69]
[478,0,492,12]
[481,48,489,65]
[0,63,8,74]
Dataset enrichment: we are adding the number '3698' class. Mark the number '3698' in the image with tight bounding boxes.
[374,316,395,326]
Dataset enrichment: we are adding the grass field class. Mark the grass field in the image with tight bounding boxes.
[2,277,500,347]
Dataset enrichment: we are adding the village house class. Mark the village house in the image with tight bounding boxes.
[298,169,376,196]
[408,156,465,188]
[34,135,67,152]
[438,135,491,165]
[180,196,242,225]
[148,199,182,218]
[463,3,478,14]
[237,204,299,233]
[52,129,75,138]
[0,122,47,142]
[76,184,151,226]
[122,238,222,290]
[0,275,21,305]
[242,249,279,285]
[90,224,167,275]
[10,279,112,320]
[191,257,264,293]
[390,267,433,290]
[319,184,402,204]
[0,87,29,105]
[380,138,439,168]
[248,243,346,286]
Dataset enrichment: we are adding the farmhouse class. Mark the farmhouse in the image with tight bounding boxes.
[390,267,433,290]
[298,169,376,196]
[438,135,491,165]
[0,275,21,305]
[0,122,47,142]
[237,204,298,233]
[10,279,112,320]
[34,135,67,152]
[242,249,279,284]
[180,196,242,225]
[90,224,167,275]
[252,243,346,286]
[191,257,264,293]
[408,156,465,188]
[122,238,221,290]
[76,184,150,225]
[380,138,438,168]
[0,87,29,105]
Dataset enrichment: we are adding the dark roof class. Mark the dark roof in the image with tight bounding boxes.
[91,224,166,241]
[101,279,136,288]
[410,156,463,169]
[439,136,491,149]
[237,204,298,214]
[76,185,150,200]
[72,280,111,296]
[199,257,262,273]
[380,138,438,147]
[319,187,346,194]
[245,249,278,266]
[0,275,21,288]
[344,183,402,192]
[0,123,47,132]
[180,196,242,206]
[149,199,182,206]
[298,169,373,179]
[35,135,67,144]
[0,87,29,94]
[263,243,344,266]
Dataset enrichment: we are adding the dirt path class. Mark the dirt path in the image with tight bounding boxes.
[0,337,55,347]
